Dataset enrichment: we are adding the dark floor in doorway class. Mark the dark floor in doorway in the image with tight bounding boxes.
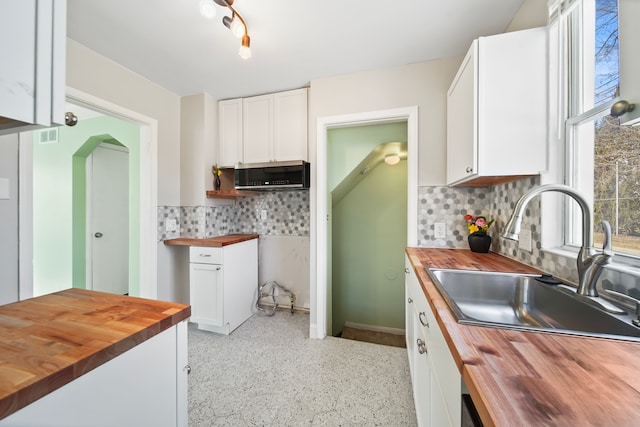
[340,325,406,348]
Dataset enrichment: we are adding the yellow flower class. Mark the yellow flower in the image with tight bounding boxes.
[468,224,480,234]
[212,165,222,176]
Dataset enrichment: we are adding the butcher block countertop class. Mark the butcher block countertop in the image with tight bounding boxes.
[163,233,259,247]
[407,248,640,427]
[0,289,190,420]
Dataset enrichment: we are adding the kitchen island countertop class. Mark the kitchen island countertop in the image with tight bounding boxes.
[0,289,190,420]
[407,247,640,427]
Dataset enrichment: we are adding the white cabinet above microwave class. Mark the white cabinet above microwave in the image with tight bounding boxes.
[218,88,308,167]
[446,27,547,186]
[0,0,66,136]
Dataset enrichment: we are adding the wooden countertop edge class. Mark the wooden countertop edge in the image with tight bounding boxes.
[163,234,259,247]
[406,247,640,426]
[0,290,191,420]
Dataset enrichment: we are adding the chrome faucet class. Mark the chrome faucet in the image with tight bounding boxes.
[502,184,613,297]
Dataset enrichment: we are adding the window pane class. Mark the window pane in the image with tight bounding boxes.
[593,116,640,256]
[594,0,619,105]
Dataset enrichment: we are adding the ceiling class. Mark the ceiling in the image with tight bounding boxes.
[67,0,525,101]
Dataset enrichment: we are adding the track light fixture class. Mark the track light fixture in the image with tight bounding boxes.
[205,0,251,59]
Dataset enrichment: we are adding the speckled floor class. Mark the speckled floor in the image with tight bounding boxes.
[188,311,417,426]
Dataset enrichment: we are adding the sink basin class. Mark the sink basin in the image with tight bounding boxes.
[426,268,640,341]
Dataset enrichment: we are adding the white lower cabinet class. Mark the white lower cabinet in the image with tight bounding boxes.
[189,239,258,334]
[0,321,188,427]
[405,255,461,427]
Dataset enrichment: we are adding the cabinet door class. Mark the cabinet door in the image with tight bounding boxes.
[0,0,65,134]
[619,0,640,125]
[273,89,308,161]
[219,99,243,167]
[447,43,477,185]
[413,308,430,427]
[243,94,273,163]
[189,263,223,327]
[0,1,37,124]
[405,258,417,376]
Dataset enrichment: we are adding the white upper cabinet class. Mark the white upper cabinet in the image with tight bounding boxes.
[218,88,308,167]
[447,27,547,186]
[618,0,640,125]
[0,0,66,135]
[243,94,274,164]
[273,89,308,161]
[218,98,243,167]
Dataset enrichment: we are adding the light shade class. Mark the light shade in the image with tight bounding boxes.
[199,0,216,19]
[384,154,401,165]
[239,34,251,59]
[230,17,245,38]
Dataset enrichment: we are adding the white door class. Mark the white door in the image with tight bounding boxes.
[88,144,129,294]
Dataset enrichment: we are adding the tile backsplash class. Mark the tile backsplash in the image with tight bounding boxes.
[159,177,640,300]
[157,190,309,241]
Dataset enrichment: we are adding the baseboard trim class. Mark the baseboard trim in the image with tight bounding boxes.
[344,321,405,336]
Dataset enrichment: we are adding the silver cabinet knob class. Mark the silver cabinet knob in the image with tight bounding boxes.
[466,167,473,173]
[404,267,410,274]
[184,364,191,374]
[407,297,413,304]
[94,232,103,238]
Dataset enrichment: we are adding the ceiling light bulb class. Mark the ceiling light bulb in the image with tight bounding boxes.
[230,18,245,38]
[199,0,216,19]
[239,34,251,59]
[385,154,400,165]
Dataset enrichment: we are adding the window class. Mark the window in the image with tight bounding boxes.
[560,0,640,257]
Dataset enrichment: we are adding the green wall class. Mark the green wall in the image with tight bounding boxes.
[327,121,408,191]
[328,122,408,335]
[33,115,140,296]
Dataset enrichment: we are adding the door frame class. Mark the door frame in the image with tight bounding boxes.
[18,87,159,299]
[312,106,418,339]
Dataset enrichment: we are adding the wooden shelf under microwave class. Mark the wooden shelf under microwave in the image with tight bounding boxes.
[206,190,258,199]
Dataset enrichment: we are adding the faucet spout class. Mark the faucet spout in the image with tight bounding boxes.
[502,184,614,297]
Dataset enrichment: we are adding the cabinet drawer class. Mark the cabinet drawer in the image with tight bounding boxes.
[189,247,223,264]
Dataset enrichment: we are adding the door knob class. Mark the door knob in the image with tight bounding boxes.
[94,232,103,238]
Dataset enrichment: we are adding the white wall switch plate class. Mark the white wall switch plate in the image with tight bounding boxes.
[434,222,446,239]
[166,218,177,232]
[261,209,267,220]
[519,228,532,252]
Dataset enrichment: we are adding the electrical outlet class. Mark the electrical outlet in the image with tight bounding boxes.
[519,229,532,252]
[166,218,177,232]
[434,223,446,239]
[261,209,267,220]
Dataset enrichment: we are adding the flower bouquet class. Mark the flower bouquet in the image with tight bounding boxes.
[464,214,494,252]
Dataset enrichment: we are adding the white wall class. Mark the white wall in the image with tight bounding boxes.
[506,0,549,32]
[310,58,461,187]
[180,93,217,206]
[67,39,182,301]
[0,134,19,304]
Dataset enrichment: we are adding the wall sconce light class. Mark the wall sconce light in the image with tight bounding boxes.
[203,0,251,59]
[384,154,401,165]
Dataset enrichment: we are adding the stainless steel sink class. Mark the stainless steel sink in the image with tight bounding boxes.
[426,268,640,341]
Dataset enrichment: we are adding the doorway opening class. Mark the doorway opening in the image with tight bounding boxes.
[20,88,158,299]
[329,124,408,344]
[313,107,418,340]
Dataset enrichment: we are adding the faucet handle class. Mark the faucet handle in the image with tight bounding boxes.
[601,221,613,256]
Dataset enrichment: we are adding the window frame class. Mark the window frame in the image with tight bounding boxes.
[550,0,640,268]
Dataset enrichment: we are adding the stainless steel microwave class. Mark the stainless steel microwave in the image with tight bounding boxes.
[234,161,311,190]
